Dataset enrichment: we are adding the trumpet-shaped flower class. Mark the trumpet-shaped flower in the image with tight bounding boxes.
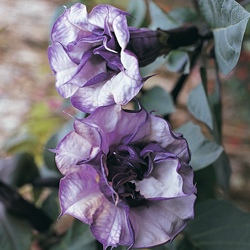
[52,104,196,249]
[48,3,160,113]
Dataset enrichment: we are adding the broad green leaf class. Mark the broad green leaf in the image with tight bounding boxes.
[51,219,97,250]
[148,0,179,30]
[175,122,223,171]
[127,0,147,28]
[165,50,190,74]
[181,200,250,250]
[212,151,231,192]
[187,84,213,130]
[169,7,198,25]
[137,86,175,116]
[199,0,250,75]
[0,204,32,250]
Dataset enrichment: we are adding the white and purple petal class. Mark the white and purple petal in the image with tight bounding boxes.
[59,166,133,248]
[130,194,196,248]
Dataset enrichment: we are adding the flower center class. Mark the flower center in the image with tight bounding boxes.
[106,144,148,207]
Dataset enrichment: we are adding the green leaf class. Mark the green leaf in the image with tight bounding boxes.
[0,204,32,250]
[41,189,60,221]
[187,84,213,130]
[127,0,147,28]
[181,200,250,250]
[165,50,190,74]
[148,0,179,30]
[137,86,175,116]
[51,219,97,250]
[212,151,231,192]
[169,7,198,25]
[199,0,250,75]
[175,122,223,171]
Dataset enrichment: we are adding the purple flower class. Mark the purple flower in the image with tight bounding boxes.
[48,3,161,113]
[52,104,196,249]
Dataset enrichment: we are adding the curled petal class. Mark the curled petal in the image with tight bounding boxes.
[48,44,78,98]
[130,194,196,248]
[52,121,101,175]
[59,167,133,248]
[51,3,91,45]
[130,112,191,164]
[133,159,187,199]
[88,5,130,49]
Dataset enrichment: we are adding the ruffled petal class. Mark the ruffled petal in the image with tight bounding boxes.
[131,113,191,164]
[48,44,78,98]
[83,105,147,147]
[130,194,196,248]
[88,5,130,50]
[132,159,187,199]
[59,168,133,248]
[52,121,101,175]
[51,3,91,45]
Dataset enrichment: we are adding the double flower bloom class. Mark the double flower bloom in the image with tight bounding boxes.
[48,3,196,249]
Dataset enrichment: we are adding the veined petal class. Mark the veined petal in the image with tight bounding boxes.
[59,168,133,248]
[71,81,115,113]
[51,3,91,45]
[52,121,101,175]
[130,194,196,248]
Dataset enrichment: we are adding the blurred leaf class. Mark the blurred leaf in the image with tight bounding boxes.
[169,7,198,25]
[0,181,52,232]
[137,86,175,116]
[9,152,39,187]
[0,204,32,250]
[187,84,213,130]
[41,189,60,221]
[3,132,38,155]
[212,151,231,192]
[180,199,250,250]
[199,0,250,74]
[139,55,166,75]
[127,0,147,28]
[194,165,217,202]
[175,122,223,171]
[148,0,179,30]
[165,50,190,74]
[51,219,97,250]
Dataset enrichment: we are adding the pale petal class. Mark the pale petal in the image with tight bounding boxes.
[100,50,143,105]
[130,194,196,248]
[51,3,91,45]
[53,122,101,175]
[48,44,79,98]
[59,169,133,248]
[71,81,115,113]
[133,159,186,199]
